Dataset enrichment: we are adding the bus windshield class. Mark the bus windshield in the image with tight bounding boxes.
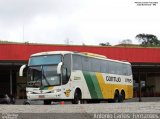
[29,55,61,66]
[27,55,62,87]
[27,65,61,87]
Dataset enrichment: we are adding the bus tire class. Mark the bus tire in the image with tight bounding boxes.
[118,94,123,102]
[120,91,125,102]
[113,91,119,103]
[72,89,81,104]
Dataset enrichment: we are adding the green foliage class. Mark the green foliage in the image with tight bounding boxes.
[120,39,132,44]
[135,33,160,47]
[99,42,111,46]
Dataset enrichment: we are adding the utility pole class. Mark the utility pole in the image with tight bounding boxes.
[138,70,142,102]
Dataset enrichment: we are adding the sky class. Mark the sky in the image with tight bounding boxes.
[0,0,159,45]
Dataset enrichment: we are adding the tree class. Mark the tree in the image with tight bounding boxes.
[120,39,132,44]
[99,42,111,46]
[135,33,160,47]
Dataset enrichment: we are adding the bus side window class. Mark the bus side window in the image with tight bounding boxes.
[91,58,100,72]
[122,64,128,76]
[126,64,132,76]
[63,54,71,84]
[62,67,68,84]
[116,63,123,75]
[72,55,82,70]
[82,56,91,71]
[106,61,109,73]
[108,61,115,74]
[100,60,106,73]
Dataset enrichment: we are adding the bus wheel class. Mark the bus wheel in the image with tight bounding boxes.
[119,91,125,102]
[118,94,123,102]
[72,89,81,104]
[113,91,119,103]
[44,100,51,105]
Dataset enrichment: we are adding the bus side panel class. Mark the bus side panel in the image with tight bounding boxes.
[71,70,92,99]
[126,85,133,99]
[70,71,133,100]
[96,73,133,100]
[111,84,128,99]
[83,71,104,99]
[95,72,112,99]
[58,70,91,100]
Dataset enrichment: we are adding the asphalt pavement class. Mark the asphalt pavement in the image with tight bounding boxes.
[0,97,160,119]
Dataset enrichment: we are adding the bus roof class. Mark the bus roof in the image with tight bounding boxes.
[80,52,107,58]
[31,51,130,65]
[31,51,73,56]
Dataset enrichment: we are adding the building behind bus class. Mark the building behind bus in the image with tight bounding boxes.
[0,43,160,99]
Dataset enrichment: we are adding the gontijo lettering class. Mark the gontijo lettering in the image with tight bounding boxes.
[106,76,121,82]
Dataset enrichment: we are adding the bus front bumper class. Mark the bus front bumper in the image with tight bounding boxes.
[27,92,62,100]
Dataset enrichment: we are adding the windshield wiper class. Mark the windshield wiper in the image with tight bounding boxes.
[42,74,51,86]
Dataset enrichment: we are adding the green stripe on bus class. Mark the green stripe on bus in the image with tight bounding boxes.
[90,73,103,99]
[83,71,98,99]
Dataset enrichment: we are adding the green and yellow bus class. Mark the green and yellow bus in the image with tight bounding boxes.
[19,51,133,104]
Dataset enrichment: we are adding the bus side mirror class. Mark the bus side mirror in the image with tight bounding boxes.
[19,64,27,77]
[57,62,63,74]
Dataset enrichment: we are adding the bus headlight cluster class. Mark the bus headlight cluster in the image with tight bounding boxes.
[51,89,61,93]
[27,91,32,94]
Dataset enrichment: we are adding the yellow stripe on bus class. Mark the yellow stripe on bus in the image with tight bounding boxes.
[95,73,108,98]
[48,86,54,90]
[96,73,133,99]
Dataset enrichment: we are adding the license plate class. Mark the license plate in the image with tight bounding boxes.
[39,95,45,99]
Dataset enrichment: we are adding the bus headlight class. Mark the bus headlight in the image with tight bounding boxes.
[27,91,32,94]
[51,89,61,93]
